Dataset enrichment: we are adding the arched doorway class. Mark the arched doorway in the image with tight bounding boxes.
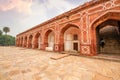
[18,38,20,47]
[60,24,80,52]
[28,35,33,48]
[96,19,120,54]
[24,36,27,47]
[34,33,41,49]
[91,12,120,55]
[44,30,54,51]
[17,38,20,46]
[21,37,23,47]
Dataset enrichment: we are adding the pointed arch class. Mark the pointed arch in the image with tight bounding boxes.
[18,37,21,47]
[34,32,41,49]
[21,37,23,47]
[60,24,80,52]
[24,36,27,47]
[28,35,33,48]
[44,29,55,51]
[61,23,80,33]
[91,11,120,30]
[90,11,120,54]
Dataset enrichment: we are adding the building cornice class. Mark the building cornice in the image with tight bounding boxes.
[17,0,110,36]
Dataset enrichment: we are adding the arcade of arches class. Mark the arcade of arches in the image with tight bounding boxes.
[16,0,120,56]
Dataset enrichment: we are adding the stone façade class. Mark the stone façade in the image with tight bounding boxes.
[16,0,120,55]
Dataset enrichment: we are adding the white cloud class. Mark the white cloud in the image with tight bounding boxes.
[46,0,76,12]
[31,0,76,19]
[0,0,90,36]
[20,0,76,28]
[0,0,32,15]
[24,0,76,23]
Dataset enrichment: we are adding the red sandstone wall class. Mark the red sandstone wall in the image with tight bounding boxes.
[16,0,120,55]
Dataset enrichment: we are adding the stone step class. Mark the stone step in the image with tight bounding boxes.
[50,54,70,60]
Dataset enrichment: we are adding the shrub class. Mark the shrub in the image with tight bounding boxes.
[0,35,15,46]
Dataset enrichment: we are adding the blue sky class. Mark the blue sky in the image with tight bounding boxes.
[0,0,90,36]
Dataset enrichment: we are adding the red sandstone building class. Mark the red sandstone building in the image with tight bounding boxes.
[16,0,120,55]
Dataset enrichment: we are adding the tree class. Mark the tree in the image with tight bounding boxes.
[3,27,10,35]
[0,35,15,46]
[0,30,2,36]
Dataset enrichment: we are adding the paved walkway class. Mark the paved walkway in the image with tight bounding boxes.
[0,46,120,80]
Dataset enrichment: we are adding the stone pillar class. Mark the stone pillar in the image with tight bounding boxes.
[20,38,22,47]
[40,43,48,50]
[32,36,35,49]
[80,15,95,55]
[54,44,64,52]
[54,44,59,52]
[89,27,98,55]
[26,36,29,48]
[80,30,92,55]
[54,28,64,52]
[40,33,47,50]
[22,37,25,47]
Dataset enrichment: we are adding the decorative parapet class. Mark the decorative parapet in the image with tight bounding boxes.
[17,0,110,36]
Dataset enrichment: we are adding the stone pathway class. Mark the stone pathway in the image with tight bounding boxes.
[50,53,70,60]
[0,46,120,80]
